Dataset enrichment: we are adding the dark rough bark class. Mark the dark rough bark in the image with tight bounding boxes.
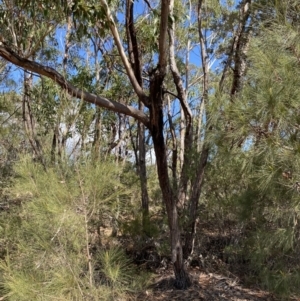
[150,68,191,289]
[126,0,150,231]
[219,0,252,94]
[126,0,143,88]
[230,0,252,96]
[138,111,150,230]
[51,125,59,163]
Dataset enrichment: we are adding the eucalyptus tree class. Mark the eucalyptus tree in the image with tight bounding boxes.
[0,0,254,288]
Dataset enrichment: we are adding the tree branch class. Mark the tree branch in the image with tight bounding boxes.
[168,0,193,209]
[230,0,252,96]
[168,0,193,124]
[100,0,149,106]
[198,0,209,100]
[144,0,153,11]
[219,0,252,95]
[0,41,150,126]
[125,0,143,88]
[167,95,177,188]
[158,0,170,72]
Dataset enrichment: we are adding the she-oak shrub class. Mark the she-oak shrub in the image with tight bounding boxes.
[204,15,300,298]
[0,156,148,301]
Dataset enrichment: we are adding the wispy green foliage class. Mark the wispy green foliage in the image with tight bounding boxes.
[204,3,300,296]
[0,156,147,300]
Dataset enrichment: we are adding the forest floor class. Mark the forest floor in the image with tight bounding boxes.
[138,268,282,301]
[136,261,300,301]
[119,220,300,301]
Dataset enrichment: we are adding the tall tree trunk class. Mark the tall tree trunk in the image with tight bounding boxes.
[126,0,150,231]
[152,126,191,289]
[150,69,191,289]
[181,0,211,259]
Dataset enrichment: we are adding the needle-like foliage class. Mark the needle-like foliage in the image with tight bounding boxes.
[0,156,148,300]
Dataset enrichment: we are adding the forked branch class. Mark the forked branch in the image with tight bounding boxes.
[100,0,149,106]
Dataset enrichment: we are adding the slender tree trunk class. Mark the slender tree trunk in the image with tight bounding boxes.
[51,124,59,163]
[167,95,178,189]
[183,146,209,258]
[180,108,185,170]
[152,126,191,289]
[51,13,72,163]
[138,106,150,231]
[22,71,45,166]
[126,0,150,231]
[152,128,190,288]
[92,107,102,160]
[150,69,191,289]
[180,0,211,259]
[196,100,205,152]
